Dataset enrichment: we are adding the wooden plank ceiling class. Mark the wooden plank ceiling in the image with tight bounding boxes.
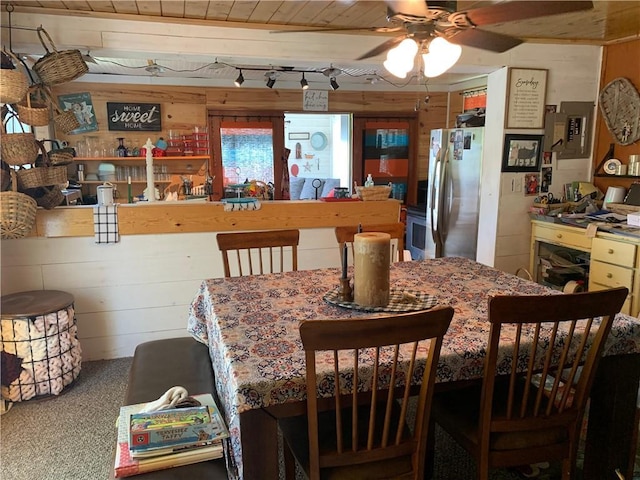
[7,1,640,42]
[4,1,639,87]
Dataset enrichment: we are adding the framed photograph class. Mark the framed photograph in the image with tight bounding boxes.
[505,68,548,129]
[524,173,541,196]
[502,134,543,172]
[288,132,309,140]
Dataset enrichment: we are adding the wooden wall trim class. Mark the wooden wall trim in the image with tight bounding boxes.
[31,201,401,238]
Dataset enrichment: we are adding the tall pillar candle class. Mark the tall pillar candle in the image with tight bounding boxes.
[144,138,156,202]
[353,232,390,307]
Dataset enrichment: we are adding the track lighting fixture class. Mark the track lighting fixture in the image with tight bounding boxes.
[329,77,339,90]
[300,73,309,90]
[234,69,244,87]
[266,71,277,89]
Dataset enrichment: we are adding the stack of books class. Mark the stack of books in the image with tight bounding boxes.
[114,393,229,478]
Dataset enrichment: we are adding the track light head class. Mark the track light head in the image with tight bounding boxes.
[329,76,339,90]
[234,70,244,87]
[265,71,277,89]
[300,73,309,90]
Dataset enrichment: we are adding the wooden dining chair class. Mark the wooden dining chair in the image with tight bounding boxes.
[279,307,454,480]
[335,222,407,263]
[431,287,628,480]
[215,229,299,277]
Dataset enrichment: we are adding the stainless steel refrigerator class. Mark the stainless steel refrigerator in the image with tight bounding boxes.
[425,127,484,259]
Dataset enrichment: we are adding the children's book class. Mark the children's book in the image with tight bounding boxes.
[129,405,217,451]
[114,393,229,478]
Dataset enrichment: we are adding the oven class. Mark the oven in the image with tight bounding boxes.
[406,204,427,261]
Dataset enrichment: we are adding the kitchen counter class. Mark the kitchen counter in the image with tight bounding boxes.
[27,200,402,238]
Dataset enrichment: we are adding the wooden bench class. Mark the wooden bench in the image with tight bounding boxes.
[112,337,229,480]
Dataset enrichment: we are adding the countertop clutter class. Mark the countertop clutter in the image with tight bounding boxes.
[530,180,640,239]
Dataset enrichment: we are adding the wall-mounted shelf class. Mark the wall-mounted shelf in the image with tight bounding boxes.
[593,174,640,179]
[75,155,209,161]
[82,180,172,184]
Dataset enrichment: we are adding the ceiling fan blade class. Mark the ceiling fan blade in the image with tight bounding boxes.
[271,26,402,34]
[446,29,522,53]
[462,1,593,27]
[357,36,406,60]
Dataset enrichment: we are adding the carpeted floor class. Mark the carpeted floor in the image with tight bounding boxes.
[1,357,638,480]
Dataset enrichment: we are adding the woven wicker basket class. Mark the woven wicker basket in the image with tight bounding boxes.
[0,50,29,105]
[0,171,37,240]
[599,77,640,146]
[0,114,39,166]
[53,109,80,134]
[16,165,67,189]
[355,185,392,201]
[16,91,50,127]
[42,140,75,166]
[24,185,64,210]
[16,141,68,189]
[32,28,88,86]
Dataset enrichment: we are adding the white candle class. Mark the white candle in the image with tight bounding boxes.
[353,232,390,307]
[145,138,156,202]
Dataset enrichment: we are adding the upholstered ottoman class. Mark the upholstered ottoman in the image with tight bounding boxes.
[112,337,228,480]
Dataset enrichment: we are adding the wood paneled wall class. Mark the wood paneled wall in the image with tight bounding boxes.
[593,39,640,193]
[51,83,457,185]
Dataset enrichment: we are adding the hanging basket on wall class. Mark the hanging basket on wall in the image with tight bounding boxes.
[0,50,29,105]
[0,171,37,240]
[32,27,88,86]
[0,112,39,166]
[15,87,50,127]
[599,77,640,146]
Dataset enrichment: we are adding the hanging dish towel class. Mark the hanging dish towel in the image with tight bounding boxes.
[93,205,119,243]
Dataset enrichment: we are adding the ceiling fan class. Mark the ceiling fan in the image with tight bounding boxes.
[352,0,595,60]
[275,1,594,78]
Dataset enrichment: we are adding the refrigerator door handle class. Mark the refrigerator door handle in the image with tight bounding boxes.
[440,155,453,244]
[429,155,442,245]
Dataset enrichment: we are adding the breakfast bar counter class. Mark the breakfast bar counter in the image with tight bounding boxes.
[27,199,401,238]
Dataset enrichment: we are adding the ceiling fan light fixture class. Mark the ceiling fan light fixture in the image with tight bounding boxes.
[422,37,462,78]
[300,73,309,90]
[234,69,244,87]
[384,38,417,78]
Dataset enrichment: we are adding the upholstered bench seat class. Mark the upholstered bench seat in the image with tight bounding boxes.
[112,337,228,480]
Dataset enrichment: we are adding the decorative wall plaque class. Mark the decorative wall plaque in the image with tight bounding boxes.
[505,68,548,129]
[599,77,640,146]
[107,102,162,131]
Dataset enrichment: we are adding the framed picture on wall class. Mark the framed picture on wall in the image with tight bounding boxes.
[501,134,543,172]
[505,68,548,129]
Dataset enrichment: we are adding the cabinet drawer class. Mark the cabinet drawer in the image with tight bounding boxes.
[591,238,637,266]
[589,260,633,289]
[533,224,591,250]
[588,281,632,316]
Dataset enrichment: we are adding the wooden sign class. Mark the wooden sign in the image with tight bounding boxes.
[303,90,328,111]
[505,68,548,129]
[107,102,162,131]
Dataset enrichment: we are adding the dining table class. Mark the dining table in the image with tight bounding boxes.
[187,257,640,480]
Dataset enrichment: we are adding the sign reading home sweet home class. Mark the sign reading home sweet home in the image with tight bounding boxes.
[107,102,162,131]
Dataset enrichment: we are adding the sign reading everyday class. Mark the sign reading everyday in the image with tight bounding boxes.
[107,102,162,131]
[303,90,328,111]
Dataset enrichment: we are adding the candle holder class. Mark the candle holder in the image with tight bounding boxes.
[339,277,353,302]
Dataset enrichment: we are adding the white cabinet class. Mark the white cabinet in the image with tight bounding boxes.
[530,220,639,317]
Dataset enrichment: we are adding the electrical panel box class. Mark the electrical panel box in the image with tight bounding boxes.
[543,102,594,159]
